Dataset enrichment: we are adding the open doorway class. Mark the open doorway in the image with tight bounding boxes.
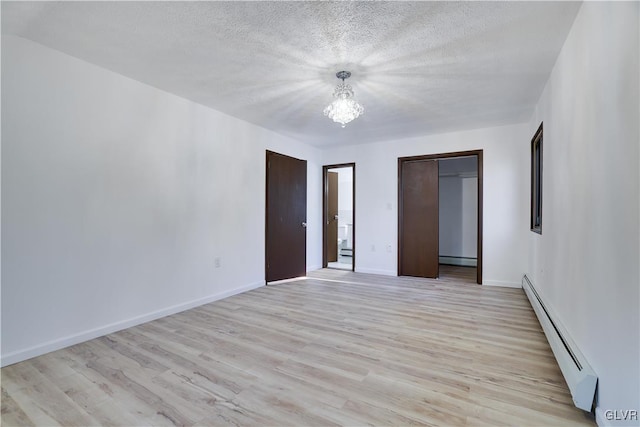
[438,157,478,284]
[398,150,482,284]
[322,164,355,271]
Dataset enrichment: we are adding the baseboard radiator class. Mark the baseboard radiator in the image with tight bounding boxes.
[438,255,477,267]
[522,274,597,411]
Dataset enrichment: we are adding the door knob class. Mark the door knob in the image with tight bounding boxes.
[301,222,307,228]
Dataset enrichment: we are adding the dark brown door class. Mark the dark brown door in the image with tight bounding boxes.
[327,171,339,263]
[266,151,307,282]
[399,159,439,278]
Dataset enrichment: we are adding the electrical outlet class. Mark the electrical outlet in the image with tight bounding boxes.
[386,245,392,253]
[214,257,221,268]
[371,244,376,252]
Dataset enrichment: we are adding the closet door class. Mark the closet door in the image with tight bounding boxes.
[399,159,439,278]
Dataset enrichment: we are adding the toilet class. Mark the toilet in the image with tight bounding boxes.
[338,224,353,257]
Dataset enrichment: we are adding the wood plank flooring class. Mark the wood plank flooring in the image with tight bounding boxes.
[1,269,595,426]
[438,264,477,284]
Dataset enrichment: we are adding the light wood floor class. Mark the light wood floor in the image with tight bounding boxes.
[1,269,595,426]
[438,264,477,284]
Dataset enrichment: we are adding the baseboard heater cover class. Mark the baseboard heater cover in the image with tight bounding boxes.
[522,275,597,412]
[438,256,477,267]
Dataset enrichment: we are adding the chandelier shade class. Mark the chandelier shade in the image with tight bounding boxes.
[323,71,364,128]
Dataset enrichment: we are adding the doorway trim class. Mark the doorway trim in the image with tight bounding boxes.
[322,163,356,270]
[398,150,483,284]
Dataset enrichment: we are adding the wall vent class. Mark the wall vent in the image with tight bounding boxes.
[522,274,597,411]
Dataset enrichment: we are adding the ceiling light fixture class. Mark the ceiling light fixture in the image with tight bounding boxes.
[323,71,364,128]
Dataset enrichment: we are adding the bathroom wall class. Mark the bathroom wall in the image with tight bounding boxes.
[330,167,353,247]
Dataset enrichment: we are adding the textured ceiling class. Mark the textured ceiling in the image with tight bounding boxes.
[2,1,581,147]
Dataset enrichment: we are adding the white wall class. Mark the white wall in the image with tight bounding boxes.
[328,167,353,224]
[322,123,530,284]
[527,3,639,425]
[336,167,353,213]
[461,177,478,258]
[439,175,478,260]
[1,36,322,366]
[439,176,464,257]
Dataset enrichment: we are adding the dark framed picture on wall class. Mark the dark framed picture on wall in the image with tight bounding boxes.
[530,122,543,234]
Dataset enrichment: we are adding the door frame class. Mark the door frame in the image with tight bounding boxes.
[322,163,356,270]
[398,150,483,284]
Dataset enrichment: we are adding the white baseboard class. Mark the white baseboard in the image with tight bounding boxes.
[307,264,322,272]
[355,267,396,276]
[267,276,307,285]
[0,280,265,367]
[483,280,522,288]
